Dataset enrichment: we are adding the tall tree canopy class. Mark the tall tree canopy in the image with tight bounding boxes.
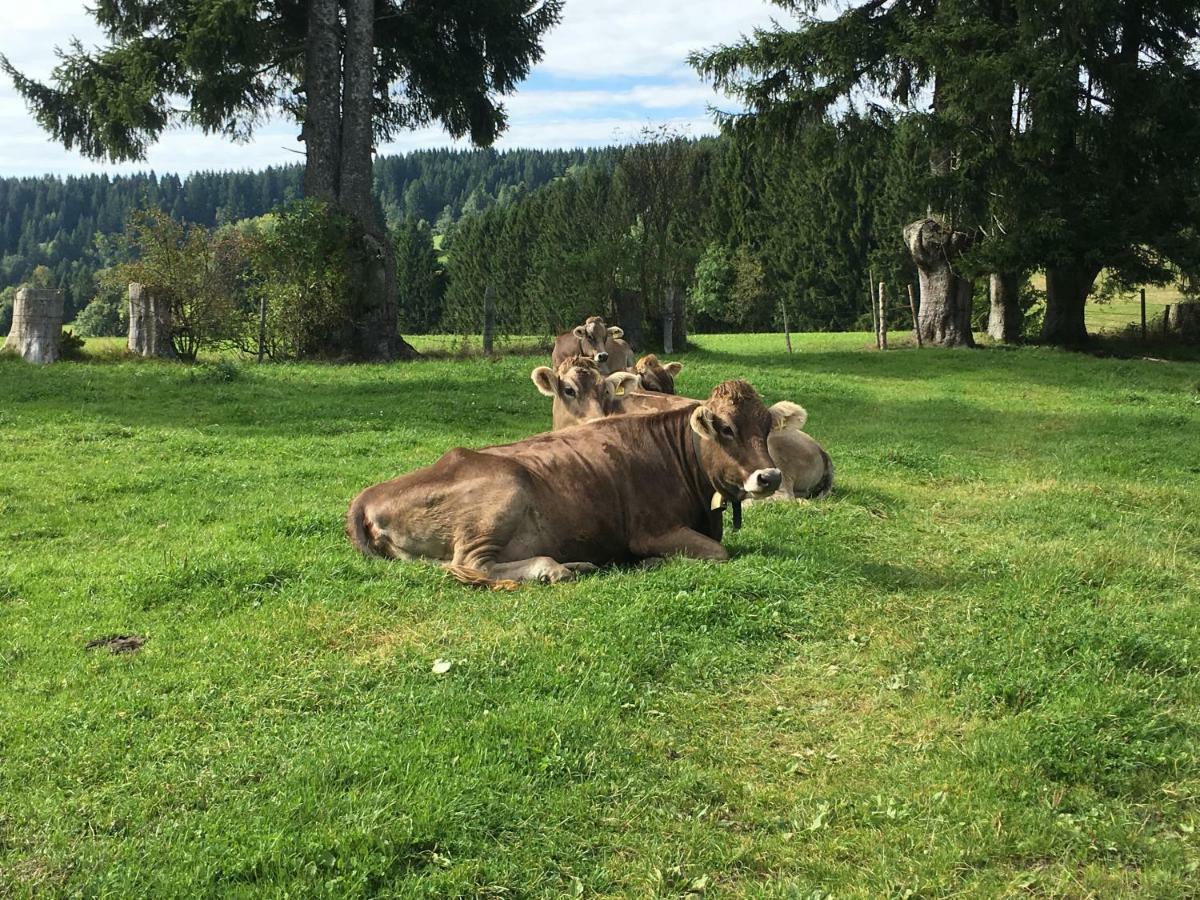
[692,0,1200,347]
[2,0,562,360]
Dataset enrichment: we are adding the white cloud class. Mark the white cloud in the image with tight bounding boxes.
[0,1,784,176]
[538,0,783,79]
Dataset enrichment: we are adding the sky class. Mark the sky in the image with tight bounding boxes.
[0,1,788,178]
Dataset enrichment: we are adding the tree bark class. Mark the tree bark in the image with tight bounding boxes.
[1041,264,1099,347]
[1164,302,1200,340]
[904,218,976,347]
[3,287,63,364]
[127,282,175,358]
[303,0,341,202]
[330,0,410,361]
[338,0,375,224]
[611,287,644,352]
[300,0,414,361]
[668,283,686,351]
[986,272,1023,343]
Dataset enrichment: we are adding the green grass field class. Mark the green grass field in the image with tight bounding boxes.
[2,334,1199,897]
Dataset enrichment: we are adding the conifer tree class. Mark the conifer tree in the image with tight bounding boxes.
[693,0,1200,347]
[3,0,562,360]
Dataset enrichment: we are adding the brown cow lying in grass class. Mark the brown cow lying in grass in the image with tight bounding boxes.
[550,315,633,375]
[536,356,835,501]
[347,380,782,584]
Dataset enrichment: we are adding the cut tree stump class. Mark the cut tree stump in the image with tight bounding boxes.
[127,283,175,358]
[1165,301,1200,340]
[2,287,64,364]
[903,218,975,348]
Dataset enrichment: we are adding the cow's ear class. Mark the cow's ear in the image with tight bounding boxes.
[769,400,808,432]
[572,325,587,339]
[531,367,559,398]
[606,371,639,398]
[690,405,719,441]
[664,361,683,376]
[607,326,624,339]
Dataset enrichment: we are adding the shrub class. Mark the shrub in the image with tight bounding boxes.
[107,208,247,361]
[73,280,129,337]
[59,328,86,360]
[243,200,356,359]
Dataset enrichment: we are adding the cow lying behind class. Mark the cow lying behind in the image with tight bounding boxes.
[635,354,683,394]
[346,380,783,584]
[551,315,632,375]
[538,357,835,501]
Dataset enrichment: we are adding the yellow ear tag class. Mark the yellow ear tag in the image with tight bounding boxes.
[614,385,625,396]
[710,491,725,511]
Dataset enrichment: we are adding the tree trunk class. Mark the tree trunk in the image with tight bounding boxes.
[331,0,410,360]
[669,283,686,351]
[662,287,675,355]
[127,282,175,358]
[338,0,375,225]
[1042,265,1099,347]
[301,0,414,361]
[611,288,644,352]
[986,272,1023,343]
[302,0,341,202]
[1164,302,1200,340]
[904,218,976,348]
[3,287,63,364]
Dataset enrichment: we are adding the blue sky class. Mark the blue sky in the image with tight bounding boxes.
[0,1,787,177]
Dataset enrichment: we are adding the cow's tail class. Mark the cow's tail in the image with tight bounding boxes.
[799,448,835,500]
[444,564,521,592]
[346,496,381,557]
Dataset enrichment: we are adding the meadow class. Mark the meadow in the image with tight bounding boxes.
[2,333,1198,897]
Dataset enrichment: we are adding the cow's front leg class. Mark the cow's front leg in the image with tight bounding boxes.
[631,528,729,563]
[487,557,596,584]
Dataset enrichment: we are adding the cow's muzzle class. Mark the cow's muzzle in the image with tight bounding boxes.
[595,351,609,363]
[745,468,782,497]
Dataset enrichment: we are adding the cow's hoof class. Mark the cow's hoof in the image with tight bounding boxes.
[564,562,599,575]
[637,557,666,571]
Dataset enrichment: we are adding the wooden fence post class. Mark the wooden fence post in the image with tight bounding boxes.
[869,270,878,347]
[256,295,268,363]
[1140,287,1147,340]
[907,283,922,348]
[482,284,496,355]
[662,287,675,355]
[878,281,888,350]
[782,300,793,355]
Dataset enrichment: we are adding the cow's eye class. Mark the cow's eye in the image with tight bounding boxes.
[563,386,576,398]
[720,423,735,438]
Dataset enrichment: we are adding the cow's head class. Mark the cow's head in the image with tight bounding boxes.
[634,354,682,394]
[571,316,624,366]
[532,355,638,429]
[690,380,783,500]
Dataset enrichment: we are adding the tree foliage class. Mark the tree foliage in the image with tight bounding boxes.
[692,0,1200,346]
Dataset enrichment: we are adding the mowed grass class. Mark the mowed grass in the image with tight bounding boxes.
[2,333,1199,897]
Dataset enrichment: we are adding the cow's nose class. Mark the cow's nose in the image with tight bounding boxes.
[595,352,609,363]
[756,468,782,492]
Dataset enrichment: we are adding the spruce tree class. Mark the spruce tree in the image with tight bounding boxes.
[693,0,1200,347]
[3,0,561,360]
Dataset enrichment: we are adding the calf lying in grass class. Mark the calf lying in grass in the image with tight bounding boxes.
[347,380,783,584]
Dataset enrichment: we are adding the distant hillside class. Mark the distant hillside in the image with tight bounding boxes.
[0,146,623,318]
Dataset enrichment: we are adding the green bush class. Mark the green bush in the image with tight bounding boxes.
[58,328,86,360]
[243,200,357,359]
[73,282,128,337]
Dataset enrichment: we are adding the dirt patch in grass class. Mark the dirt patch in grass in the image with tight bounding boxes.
[85,634,146,654]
